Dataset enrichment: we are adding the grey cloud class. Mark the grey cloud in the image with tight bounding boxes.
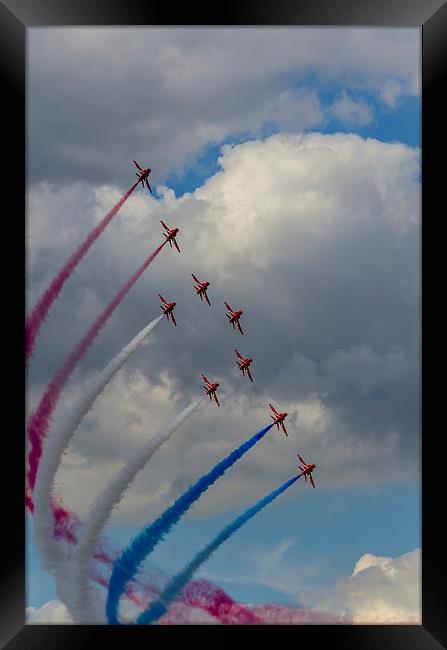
[28,27,419,187]
[323,345,409,395]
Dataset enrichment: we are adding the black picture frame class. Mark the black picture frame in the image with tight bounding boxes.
[3,0,445,647]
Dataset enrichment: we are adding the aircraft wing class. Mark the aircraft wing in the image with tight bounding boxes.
[270,404,280,416]
[192,273,200,283]
[133,160,144,171]
[171,312,177,327]
[205,292,211,306]
[247,368,253,382]
[158,293,168,305]
[224,301,235,313]
[309,474,316,488]
[160,220,170,232]
[235,349,244,360]
[201,374,211,385]
[296,453,306,465]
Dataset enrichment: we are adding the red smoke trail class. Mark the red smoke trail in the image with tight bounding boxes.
[26,240,167,508]
[51,497,80,545]
[247,604,341,623]
[181,580,261,624]
[25,180,139,361]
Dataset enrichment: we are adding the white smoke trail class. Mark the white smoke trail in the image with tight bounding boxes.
[67,395,206,623]
[32,315,163,576]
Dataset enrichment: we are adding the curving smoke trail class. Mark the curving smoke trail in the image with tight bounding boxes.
[65,529,259,624]
[106,422,275,624]
[137,474,301,624]
[25,180,139,361]
[67,395,207,623]
[73,539,260,624]
[36,504,261,625]
[33,494,325,625]
[26,240,167,508]
[32,315,163,572]
[34,483,264,624]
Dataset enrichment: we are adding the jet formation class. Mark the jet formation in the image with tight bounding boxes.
[138,162,317,486]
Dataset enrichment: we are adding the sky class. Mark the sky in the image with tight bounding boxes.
[26,27,421,624]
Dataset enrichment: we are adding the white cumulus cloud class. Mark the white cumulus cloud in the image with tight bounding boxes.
[26,600,73,624]
[300,548,421,623]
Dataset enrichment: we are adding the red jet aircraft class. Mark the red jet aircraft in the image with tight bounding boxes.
[269,403,288,436]
[296,453,317,488]
[161,220,180,252]
[224,302,244,335]
[158,293,177,326]
[133,160,152,193]
[235,349,253,382]
[201,374,220,406]
[192,274,211,305]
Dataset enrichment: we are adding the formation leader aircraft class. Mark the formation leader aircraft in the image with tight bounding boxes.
[201,374,220,406]
[161,221,180,252]
[224,301,244,335]
[133,160,152,193]
[192,274,211,305]
[235,349,253,382]
[159,294,177,326]
[296,453,317,488]
[269,403,288,436]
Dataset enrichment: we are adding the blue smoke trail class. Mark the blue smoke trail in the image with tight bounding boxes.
[137,473,301,625]
[106,422,275,624]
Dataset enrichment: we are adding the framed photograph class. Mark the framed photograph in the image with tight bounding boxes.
[2,0,444,647]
